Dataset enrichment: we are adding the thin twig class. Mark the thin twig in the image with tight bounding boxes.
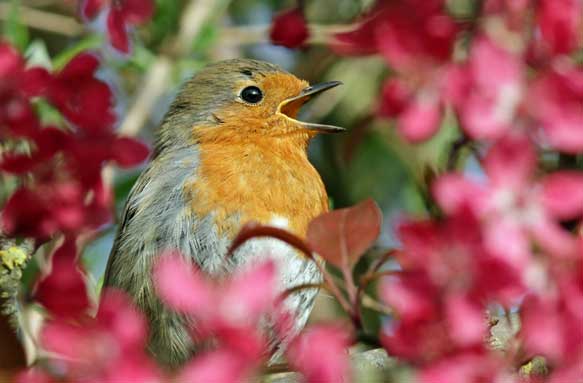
[0,4,83,36]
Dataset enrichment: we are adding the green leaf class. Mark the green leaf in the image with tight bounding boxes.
[3,0,28,51]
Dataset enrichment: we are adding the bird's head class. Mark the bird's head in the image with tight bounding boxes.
[157,59,343,153]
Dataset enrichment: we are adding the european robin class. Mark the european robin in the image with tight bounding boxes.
[103,59,343,367]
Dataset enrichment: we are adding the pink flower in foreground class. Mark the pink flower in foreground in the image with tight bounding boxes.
[270,8,309,48]
[381,209,523,364]
[82,0,155,53]
[40,289,160,382]
[520,259,583,373]
[434,135,583,262]
[35,239,89,318]
[154,252,280,358]
[0,43,43,137]
[287,324,352,383]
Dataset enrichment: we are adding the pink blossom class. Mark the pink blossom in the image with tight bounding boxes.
[536,0,582,56]
[82,0,155,53]
[35,239,89,317]
[287,324,352,383]
[433,135,581,261]
[447,37,524,140]
[154,252,281,358]
[335,1,456,73]
[40,289,160,382]
[270,8,309,48]
[528,64,583,153]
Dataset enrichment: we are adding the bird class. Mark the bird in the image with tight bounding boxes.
[102,58,343,368]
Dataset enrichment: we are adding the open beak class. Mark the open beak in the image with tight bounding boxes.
[277,81,345,133]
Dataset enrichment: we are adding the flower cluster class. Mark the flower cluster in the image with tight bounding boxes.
[153,251,352,383]
[336,0,583,151]
[326,0,583,381]
[0,45,149,240]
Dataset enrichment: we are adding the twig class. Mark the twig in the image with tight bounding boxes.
[216,23,354,46]
[0,4,83,36]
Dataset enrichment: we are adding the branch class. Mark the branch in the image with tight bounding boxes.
[0,4,83,36]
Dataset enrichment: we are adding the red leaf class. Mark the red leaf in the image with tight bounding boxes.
[307,199,382,268]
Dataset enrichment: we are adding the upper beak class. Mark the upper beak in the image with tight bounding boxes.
[278,81,345,133]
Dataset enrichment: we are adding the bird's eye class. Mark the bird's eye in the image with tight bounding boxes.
[240,86,263,104]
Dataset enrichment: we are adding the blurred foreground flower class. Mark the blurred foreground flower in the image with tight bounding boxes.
[82,0,155,53]
[270,8,309,48]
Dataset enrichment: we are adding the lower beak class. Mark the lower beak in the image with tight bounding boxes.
[277,81,345,133]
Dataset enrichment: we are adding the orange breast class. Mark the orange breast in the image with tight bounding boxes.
[185,130,328,239]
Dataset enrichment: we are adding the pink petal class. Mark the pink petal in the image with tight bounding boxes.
[153,252,212,315]
[520,295,565,362]
[542,171,583,220]
[445,294,486,347]
[483,135,536,189]
[120,0,155,25]
[59,53,100,79]
[97,289,148,350]
[35,239,90,318]
[270,8,309,48]
[221,260,277,323]
[107,8,130,53]
[287,324,351,383]
[378,78,411,118]
[397,95,441,142]
[178,350,252,383]
[381,273,437,322]
[0,43,24,77]
[536,0,582,55]
[112,137,150,167]
[82,0,106,19]
[432,174,486,215]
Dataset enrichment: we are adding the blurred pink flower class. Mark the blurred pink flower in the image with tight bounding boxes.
[381,209,524,364]
[287,324,352,383]
[433,135,582,261]
[154,252,280,359]
[419,352,509,383]
[520,259,583,368]
[335,0,457,73]
[178,349,257,383]
[536,0,582,56]
[447,37,524,140]
[28,53,115,133]
[0,43,42,137]
[82,0,155,53]
[528,63,583,153]
[40,289,160,382]
[270,8,309,48]
[34,239,89,318]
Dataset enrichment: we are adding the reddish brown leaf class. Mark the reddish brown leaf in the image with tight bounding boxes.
[307,199,382,269]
